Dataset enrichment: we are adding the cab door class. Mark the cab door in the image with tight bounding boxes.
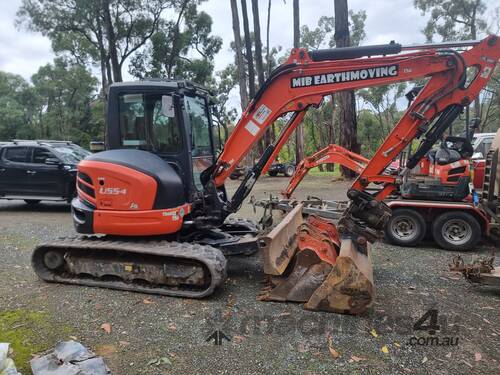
[0,146,32,195]
[27,147,66,197]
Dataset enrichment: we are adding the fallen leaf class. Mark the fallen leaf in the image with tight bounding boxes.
[445,352,452,358]
[422,356,428,364]
[351,355,366,362]
[167,323,177,331]
[370,329,378,338]
[278,312,291,317]
[329,346,340,359]
[147,357,172,366]
[100,323,111,334]
[298,343,308,353]
[69,336,78,340]
[95,303,103,310]
[381,345,389,354]
[233,335,245,344]
[394,342,401,348]
[143,298,154,304]
[327,336,340,359]
[475,352,482,361]
[119,341,130,347]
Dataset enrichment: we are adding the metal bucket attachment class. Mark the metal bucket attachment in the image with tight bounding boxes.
[259,249,333,302]
[305,239,374,315]
[259,205,374,315]
[258,203,304,275]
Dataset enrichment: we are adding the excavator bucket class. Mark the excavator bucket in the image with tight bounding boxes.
[259,203,304,276]
[258,207,374,315]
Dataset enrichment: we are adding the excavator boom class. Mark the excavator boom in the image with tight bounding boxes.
[282,144,369,198]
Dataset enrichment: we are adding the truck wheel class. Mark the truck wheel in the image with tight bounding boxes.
[432,211,481,251]
[284,165,295,177]
[24,199,41,205]
[268,171,278,177]
[385,208,426,247]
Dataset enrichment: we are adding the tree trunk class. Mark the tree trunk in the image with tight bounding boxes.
[335,0,359,177]
[230,0,249,110]
[266,0,272,77]
[102,0,122,82]
[293,0,304,163]
[251,0,265,87]
[241,0,256,99]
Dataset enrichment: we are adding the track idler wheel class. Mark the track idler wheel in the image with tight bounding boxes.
[43,250,65,270]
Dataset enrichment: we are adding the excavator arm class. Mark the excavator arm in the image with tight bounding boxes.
[282,144,369,199]
[204,35,499,314]
[208,36,499,230]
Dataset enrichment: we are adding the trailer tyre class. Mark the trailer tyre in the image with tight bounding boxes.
[385,208,426,247]
[268,171,278,177]
[284,165,295,177]
[432,211,481,251]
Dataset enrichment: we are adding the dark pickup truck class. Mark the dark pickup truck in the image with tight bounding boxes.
[0,140,90,204]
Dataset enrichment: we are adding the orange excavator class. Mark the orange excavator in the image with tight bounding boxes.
[32,36,500,314]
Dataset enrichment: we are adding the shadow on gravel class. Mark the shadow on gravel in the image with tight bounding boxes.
[0,201,71,213]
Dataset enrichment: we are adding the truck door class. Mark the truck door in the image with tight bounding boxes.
[28,147,66,197]
[0,146,32,196]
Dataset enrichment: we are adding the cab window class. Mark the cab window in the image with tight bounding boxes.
[185,95,212,157]
[33,148,56,164]
[119,93,182,153]
[185,95,213,190]
[2,147,29,163]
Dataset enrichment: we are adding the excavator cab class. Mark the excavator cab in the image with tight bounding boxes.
[106,80,217,195]
[71,80,225,237]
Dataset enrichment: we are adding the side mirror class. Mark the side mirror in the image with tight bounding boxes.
[45,157,61,165]
[161,95,175,118]
[471,152,484,160]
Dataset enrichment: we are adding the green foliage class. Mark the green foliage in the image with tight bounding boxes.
[414,0,487,41]
[0,72,33,140]
[129,4,222,84]
[0,59,100,146]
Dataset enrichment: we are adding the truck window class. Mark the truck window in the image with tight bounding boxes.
[3,147,29,163]
[33,148,56,164]
[119,93,182,153]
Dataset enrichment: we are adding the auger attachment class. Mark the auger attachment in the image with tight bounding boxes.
[258,204,374,314]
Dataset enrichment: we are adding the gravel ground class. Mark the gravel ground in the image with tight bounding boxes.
[0,175,499,374]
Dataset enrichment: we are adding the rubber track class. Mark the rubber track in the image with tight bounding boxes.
[32,236,227,298]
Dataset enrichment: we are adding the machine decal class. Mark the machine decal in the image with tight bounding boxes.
[99,187,127,195]
[291,64,399,88]
[245,120,260,136]
[253,104,272,125]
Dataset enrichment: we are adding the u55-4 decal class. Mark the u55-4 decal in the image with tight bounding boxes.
[99,187,127,195]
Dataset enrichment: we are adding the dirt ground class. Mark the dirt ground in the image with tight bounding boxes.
[0,175,499,375]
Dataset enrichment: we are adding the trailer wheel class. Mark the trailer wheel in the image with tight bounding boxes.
[432,211,481,251]
[268,171,278,177]
[385,208,426,247]
[284,165,295,177]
